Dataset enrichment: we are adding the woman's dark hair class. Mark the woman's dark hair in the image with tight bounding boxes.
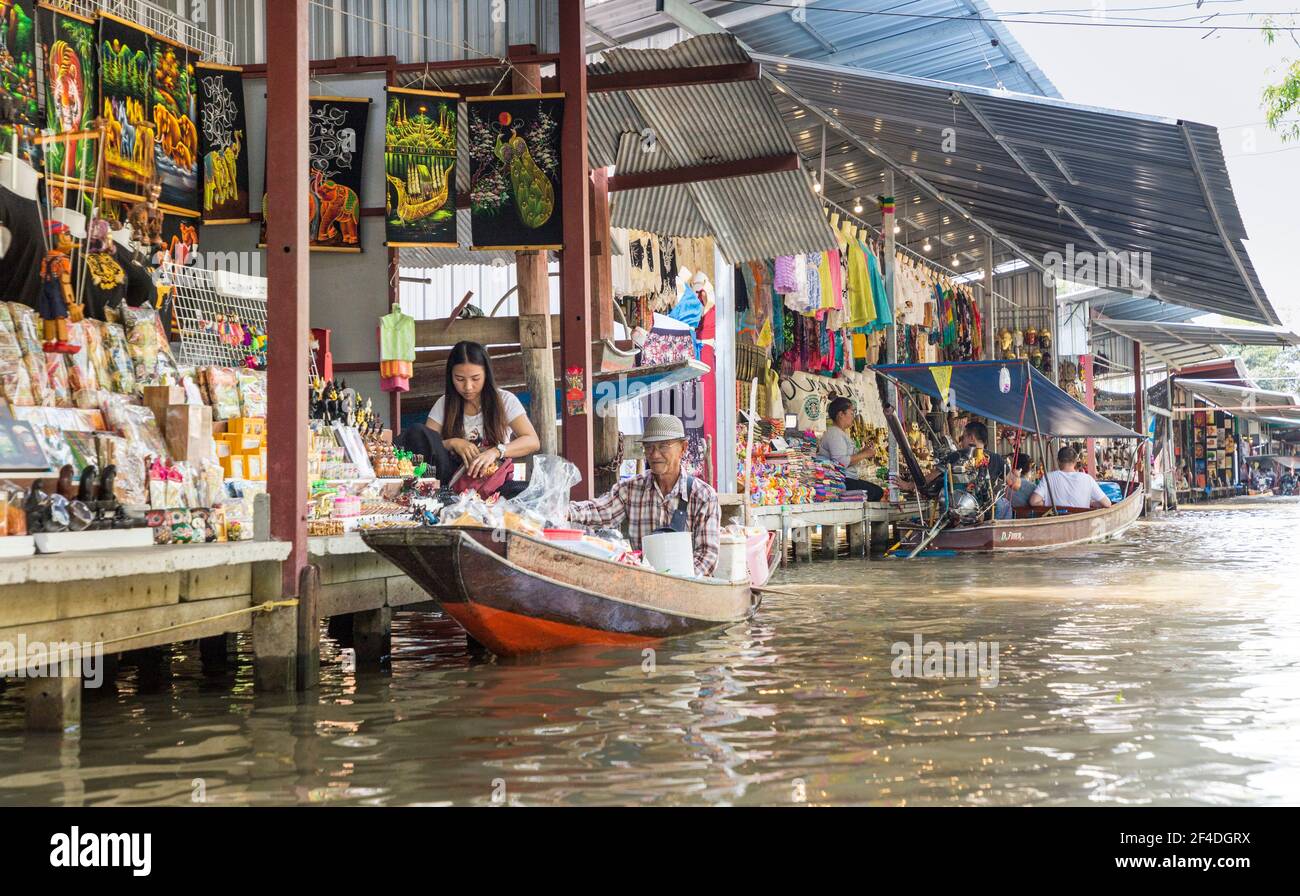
[827,396,854,420]
[442,340,507,446]
[1010,452,1032,475]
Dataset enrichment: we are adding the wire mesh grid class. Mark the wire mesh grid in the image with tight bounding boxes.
[170,265,268,367]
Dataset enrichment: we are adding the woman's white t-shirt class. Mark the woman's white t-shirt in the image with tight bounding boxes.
[427,389,527,445]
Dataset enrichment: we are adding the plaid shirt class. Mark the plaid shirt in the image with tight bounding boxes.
[569,471,721,577]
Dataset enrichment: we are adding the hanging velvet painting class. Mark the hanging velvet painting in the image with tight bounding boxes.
[98,12,154,199]
[383,86,457,247]
[148,32,199,213]
[466,93,563,251]
[37,3,98,189]
[260,96,371,252]
[0,0,40,168]
[196,61,250,223]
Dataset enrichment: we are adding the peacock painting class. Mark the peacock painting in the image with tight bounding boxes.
[467,96,564,249]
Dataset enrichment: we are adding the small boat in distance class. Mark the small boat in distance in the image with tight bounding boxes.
[363,525,774,656]
[874,359,1147,554]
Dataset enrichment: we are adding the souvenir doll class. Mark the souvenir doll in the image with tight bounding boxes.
[40,221,81,353]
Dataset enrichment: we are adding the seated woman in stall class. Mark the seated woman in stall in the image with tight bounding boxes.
[818,397,885,501]
[399,340,540,498]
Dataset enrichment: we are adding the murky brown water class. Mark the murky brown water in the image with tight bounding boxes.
[2,497,1298,806]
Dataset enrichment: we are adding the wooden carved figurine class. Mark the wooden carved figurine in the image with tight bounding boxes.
[40,221,80,353]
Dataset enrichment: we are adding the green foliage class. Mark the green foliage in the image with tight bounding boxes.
[1238,344,1300,392]
[1262,18,1300,143]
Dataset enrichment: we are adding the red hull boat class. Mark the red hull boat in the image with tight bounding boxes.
[363,525,772,656]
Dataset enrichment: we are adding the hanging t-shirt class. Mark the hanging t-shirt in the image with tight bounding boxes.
[75,249,127,321]
[428,388,528,445]
[0,186,44,308]
[379,309,415,362]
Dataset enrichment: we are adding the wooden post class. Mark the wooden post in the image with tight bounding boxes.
[353,607,391,668]
[1082,352,1096,472]
[1133,341,1146,492]
[513,58,558,456]
[883,173,900,501]
[266,0,310,597]
[590,167,618,494]
[251,560,296,693]
[296,564,320,691]
[25,672,81,733]
[847,520,867,557]
[558,0,594,497]
[820,524,838,560]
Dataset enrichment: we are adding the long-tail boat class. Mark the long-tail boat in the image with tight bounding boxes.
[873,359,1147,554]
[363,526,775,656]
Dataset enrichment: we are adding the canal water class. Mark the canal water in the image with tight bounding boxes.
[2,498,1297,806]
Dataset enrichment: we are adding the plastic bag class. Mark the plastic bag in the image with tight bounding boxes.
[237,368,267,418]
[123,304,180,386]
[437,491,504,530]
[503,454,581,526]
[204,367,242,419]
[101,322,137,395]
[8,303,51,405]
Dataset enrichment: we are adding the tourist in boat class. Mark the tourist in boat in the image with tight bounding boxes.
[900,419,1005,495]
[567,413,720,577]
[819,397,885,500]
[995,453,1036,519]
[406,340,541,497]
[1030,445,1111,511]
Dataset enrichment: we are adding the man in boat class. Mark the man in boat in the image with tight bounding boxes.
[902,420,1006,493]
[567,414,720,577]
[1030,445,1111,511]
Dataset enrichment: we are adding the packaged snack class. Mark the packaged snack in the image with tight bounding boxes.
[96,434,150,506]
[79,319,113,392]
[236,368,267,418]
[123,305,180,386]
[65,322,101,393]
[103,394,169,460]
[45,352,72,406]
[101,323,137,395]
[204,367,242,419]
[8,303,51,405]
[0,307,34,407]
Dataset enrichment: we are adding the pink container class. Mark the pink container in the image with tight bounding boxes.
[746,530,774,587]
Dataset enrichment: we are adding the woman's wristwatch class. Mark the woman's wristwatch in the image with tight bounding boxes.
[495,443,508,460]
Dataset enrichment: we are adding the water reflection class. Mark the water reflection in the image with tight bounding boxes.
[1,499,1297,805]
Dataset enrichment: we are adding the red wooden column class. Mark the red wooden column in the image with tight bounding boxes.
[1133,342,1145,488]
[266,0,310,595]
[557,0,593,497]
[1081,352,1096,473]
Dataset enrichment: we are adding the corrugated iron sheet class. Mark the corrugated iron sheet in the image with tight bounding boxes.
[758,53,1281,325]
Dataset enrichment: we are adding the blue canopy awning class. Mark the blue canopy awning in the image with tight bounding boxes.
[873,360,1142,439]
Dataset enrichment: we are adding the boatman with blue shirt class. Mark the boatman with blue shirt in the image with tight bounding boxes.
[568,414,721,577]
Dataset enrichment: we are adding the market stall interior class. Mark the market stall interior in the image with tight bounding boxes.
[0,0,1291,725]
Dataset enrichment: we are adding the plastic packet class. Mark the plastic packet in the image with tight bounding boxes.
[123,304,180,385]
[204,367,242,419]
[0,307,34,406]
[437,491,504,529]
[8,303,51,405]
[45,352,71,406]
[103,395,169,460]
[101,322,137,395]
[237,368,267,418]
[503,454,581,525]
[65,321,101,393]
[97,433,149,505]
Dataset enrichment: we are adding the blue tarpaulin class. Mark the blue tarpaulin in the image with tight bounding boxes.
[872,360,1142,438]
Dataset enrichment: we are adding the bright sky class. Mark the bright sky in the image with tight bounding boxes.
[990,1,1300,329]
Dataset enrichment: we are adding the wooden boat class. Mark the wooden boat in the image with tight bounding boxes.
[363,525,773,656]
[895,487,1144,552]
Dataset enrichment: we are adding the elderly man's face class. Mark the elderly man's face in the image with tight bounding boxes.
[644,437,686,477]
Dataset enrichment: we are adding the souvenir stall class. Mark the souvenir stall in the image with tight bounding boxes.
[732,203,981,516]
[611,228,720,485]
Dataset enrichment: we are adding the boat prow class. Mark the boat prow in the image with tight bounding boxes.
[362,526,762,656]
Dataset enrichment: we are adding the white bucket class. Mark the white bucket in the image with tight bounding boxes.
[641,530,694,577]
[716,533,750,583]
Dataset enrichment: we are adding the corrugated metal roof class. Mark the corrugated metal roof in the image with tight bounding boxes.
[757,53,1281,325]
[583,0,1059,97]
[399,33,837,265]
[1175,379,1300,422]
[1094,318,1300,350]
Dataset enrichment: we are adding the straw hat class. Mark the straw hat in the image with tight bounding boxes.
[642,414,687,443]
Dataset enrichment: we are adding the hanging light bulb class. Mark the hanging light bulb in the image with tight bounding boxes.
[893,224,900,234]
[952,255,960,267]
[853,197,863,213]
[922,238,932,253]
[813,179,822,194]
